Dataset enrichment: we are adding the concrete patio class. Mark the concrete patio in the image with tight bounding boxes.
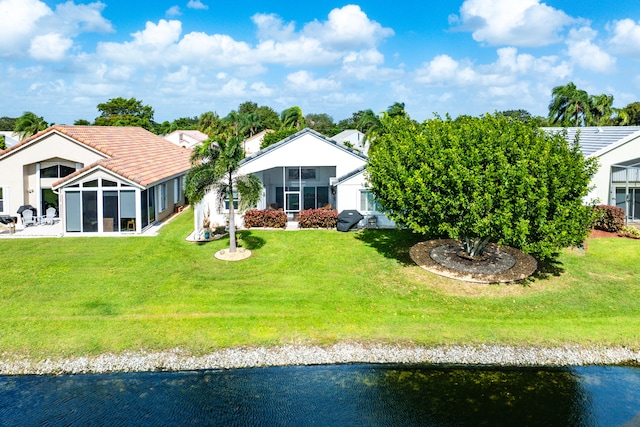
[0,218,170,239]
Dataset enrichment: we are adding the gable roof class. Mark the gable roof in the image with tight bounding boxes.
[241,127,368,166]
[333,165,367,185]
[2,125,192,188]
[542,126,640,157]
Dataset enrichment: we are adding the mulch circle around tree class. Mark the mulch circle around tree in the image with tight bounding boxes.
[410,239,538,284]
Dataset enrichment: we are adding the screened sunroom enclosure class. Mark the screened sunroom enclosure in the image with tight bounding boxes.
[253,166,336,218]
[611,163,640,221]
[58,173,163,234]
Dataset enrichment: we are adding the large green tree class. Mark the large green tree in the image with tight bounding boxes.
[622,102,640,125]
[0,116,17,131]
[305,113,335,135]
[184,136,262,254]
[366,113,598,260]
[14,111,49,140]
[94,97,155,130]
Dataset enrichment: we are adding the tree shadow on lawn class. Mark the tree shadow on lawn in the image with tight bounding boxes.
[356,228,434,266]
[193,230,266,250]
[237,231,266,250]
[358,229,567,284]
[530,255,566,280]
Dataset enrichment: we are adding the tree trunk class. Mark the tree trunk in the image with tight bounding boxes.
[227,173,237,253]
[463,236,491,257]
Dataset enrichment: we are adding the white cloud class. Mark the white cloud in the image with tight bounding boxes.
[303,5,394,50]
[0,0,51,57]
[0,0,113,60]
[415,48,572,92]
[166,6,182,17]
[285,70,340,92]
[609,19,640,58]
[453,0,574,46]
[250,82,274,97]
[566,27,616,72]
[98,20,183,63]
[252,13,296,42]
[219,78,247,97]
[54,1,113,33]
[187,0,208,10]
[29,33,73,61]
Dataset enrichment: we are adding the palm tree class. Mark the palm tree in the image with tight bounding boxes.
[184,136,262,254]
[588,93,614,126]
[548,82,590,126]
[14,111,48,140]
[281,106,305,130]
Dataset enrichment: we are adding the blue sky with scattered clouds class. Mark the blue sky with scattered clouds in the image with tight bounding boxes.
[1,0,640,125]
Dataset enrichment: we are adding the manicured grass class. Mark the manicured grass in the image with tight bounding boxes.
[1,210,640,358]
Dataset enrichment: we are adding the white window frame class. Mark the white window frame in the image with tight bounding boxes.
[158,182,168,212]
[360,189,382,213]
[174,177,183,204]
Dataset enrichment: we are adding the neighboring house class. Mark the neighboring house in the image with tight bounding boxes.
[544,126,640,220]
[0,125,191,234]
[0,131,20,148]
[332,129,368,153]
[195,128,393,233]
[243,129,273,156]
[164,129,209,149]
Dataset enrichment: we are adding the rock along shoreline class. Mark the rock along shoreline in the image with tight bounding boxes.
[1,343,639,376]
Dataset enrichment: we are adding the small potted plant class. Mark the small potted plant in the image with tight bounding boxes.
[202,208,211,240]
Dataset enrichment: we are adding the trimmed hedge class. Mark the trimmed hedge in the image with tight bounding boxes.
[298,209,338,229]
[243,209,287,229]
[592,204,625,232]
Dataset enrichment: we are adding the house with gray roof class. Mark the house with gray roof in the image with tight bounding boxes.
[195,128,392,233]
[544,126,640,220]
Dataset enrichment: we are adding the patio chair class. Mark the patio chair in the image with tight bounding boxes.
[43,207,57,225]
[22,209,36,227]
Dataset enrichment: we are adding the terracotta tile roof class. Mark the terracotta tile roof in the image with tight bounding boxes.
[5,125,192,188]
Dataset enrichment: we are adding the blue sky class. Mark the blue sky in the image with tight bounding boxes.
[1,0,640,125]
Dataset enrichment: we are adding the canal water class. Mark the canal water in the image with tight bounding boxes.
[1,364,639,426]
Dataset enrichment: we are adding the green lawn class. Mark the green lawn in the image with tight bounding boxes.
[1,210,639,358]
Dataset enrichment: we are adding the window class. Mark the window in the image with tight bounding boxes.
[158,183,168,212]
[360,190,382,212]
[0,187,4,212]
[40,164,76,178]
[224,191,239,210]
[174,177,183,203]
[287,167,316,180]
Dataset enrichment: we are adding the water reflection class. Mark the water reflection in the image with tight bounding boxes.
[0,364,639,426]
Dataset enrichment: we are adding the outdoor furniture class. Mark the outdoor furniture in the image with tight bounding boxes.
[0,215,17,234]
[43,207,57,225]
[22,209,36,227]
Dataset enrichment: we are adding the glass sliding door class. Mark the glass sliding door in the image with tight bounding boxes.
[82,191,98,232]
[120,190,136,231]
[102,191,119,232]
[303,187,316,210]
[65,192,81,232]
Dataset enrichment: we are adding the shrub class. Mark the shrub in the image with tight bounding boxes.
[298,209,338,229]
[592,205,625,232]
[619,225,640,239]
[243,209,287,228]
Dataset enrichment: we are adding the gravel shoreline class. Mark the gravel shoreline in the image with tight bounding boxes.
[1,343,639,375]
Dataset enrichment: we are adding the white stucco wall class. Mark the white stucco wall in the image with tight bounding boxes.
[336,171,395,228]
[590,135,640,205]
[0,132,105,221]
